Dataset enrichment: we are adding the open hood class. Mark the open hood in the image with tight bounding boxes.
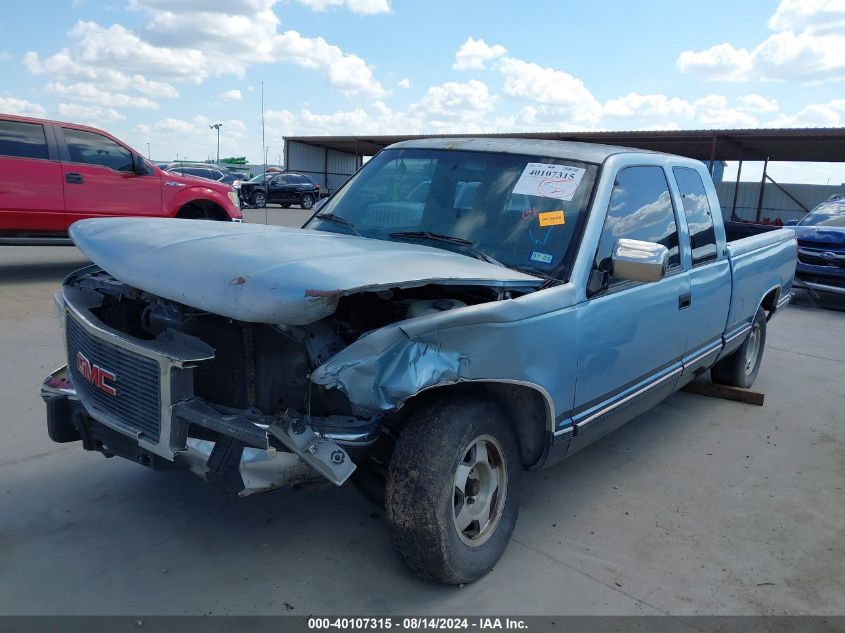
[69,218,543,325]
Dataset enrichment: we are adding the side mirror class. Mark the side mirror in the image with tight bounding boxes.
[611,238,670,283]
[133,154,150,175]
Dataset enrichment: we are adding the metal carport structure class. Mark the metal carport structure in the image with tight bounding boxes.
[284,128,845,219]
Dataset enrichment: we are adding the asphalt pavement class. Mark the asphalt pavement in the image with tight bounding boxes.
[1,214,843,615]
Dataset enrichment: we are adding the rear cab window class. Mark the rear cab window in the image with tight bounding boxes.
[62,128,134,172]
[594,165,681,289]
[0,120,49,160]
[673,167,717,265]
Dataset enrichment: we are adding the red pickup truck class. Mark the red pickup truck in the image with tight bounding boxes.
[0,114,242,244]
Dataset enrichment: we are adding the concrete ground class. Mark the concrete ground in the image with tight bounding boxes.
[1,212,843,615]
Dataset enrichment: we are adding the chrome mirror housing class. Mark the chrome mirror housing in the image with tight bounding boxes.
[611,238,670,283]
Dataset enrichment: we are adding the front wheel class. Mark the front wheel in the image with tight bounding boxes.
[386,396,520,584]
[300,193,315,210]
[251,191,266,208]
[711,307,767,388]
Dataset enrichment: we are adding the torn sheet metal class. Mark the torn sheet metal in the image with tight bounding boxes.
[311,283,581,421]
[69,218,543,325]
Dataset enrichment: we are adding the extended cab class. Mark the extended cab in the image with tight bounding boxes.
[41,138,796,584]
[0,114,242,244]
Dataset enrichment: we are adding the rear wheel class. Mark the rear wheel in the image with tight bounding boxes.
[300,193,315,210]
[711,307,767,388]
[251,191,266,208]
[386,395,520,584]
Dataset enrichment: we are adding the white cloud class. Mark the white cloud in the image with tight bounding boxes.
[677,0,845,82]
[0,96,46,117]
[46,82,159,109]
[697,107,759,128]
[272,31,389,98]
[27,3,388,107]
[498,57,602,124]
[453,37,507,70]
[676,43,753,82]
[397,78,411,89]
[410,79,495,119]
[603,93,695,122]
[219,89,243,101]
[58,102,125,124]
[294,0,390,13]
[767,103,842,127]
[738,94,779,112]
[768,0,845,34]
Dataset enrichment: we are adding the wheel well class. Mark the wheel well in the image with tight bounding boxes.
[176,200,229,221]
[760,286,781,319]
[390,382,551,470]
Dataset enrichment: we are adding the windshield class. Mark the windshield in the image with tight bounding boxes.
[798,199,845,227]
[305,148,598,277]
[248,173,267,183]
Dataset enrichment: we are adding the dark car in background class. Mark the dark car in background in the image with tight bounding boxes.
[241,171,319,209]
[166,163,245,188]
[793,194,845,294]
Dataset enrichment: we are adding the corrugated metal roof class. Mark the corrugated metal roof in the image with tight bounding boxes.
[284,128,845,162]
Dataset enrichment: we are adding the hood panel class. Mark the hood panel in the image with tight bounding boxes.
[794,226,845,249]
[69,218,542,325]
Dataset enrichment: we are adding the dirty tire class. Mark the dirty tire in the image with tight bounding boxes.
[711,307,767,388]
[251,191,266,208]
[300,193,315,210]
[386,395,520,584]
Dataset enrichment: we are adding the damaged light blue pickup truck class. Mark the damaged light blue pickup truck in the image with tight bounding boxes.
[42,138,796,584]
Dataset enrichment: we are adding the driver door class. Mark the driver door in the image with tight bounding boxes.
[58,127,162,227]
[569,165,690,452]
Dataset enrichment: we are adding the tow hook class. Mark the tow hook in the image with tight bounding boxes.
[268,411,356,486]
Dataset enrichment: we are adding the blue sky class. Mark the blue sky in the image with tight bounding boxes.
[1,0,844,183]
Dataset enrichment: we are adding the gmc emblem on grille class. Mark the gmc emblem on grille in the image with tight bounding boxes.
[75,351,117,396]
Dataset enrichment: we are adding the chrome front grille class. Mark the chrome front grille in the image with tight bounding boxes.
[66,314,162,442]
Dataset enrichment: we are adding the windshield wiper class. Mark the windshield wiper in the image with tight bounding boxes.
[388,231,502,265]
[314,212,361,236]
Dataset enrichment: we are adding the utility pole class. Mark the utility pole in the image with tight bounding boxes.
[209,123,223,163]
[261,81,266,176]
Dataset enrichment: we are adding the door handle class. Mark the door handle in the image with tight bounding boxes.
[65,172,84,184]
[679,293,692,310]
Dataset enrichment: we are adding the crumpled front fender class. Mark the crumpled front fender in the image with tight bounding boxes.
[310,324,466,415]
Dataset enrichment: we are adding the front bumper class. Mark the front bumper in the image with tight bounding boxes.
[41,366,374,494]
[795,261,845,295]
[43,282,379,494]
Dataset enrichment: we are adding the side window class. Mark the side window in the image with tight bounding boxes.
[595,166,680,287]
[0,120,48,160]
[63,128,133,172]
[673,167,717,265]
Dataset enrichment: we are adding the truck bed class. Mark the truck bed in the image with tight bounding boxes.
[724,227,796,335]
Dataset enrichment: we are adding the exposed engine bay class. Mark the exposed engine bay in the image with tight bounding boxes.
[47,266,534,496]
[76,268,519,418]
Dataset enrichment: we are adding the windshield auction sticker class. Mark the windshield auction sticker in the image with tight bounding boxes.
[538,210,565,226]
[513,163,586,201]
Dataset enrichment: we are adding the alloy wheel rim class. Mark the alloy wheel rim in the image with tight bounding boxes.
[745,323,761,375]
[452,434,507,547]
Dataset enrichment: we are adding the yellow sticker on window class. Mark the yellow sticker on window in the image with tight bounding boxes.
[538,210,565,227]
